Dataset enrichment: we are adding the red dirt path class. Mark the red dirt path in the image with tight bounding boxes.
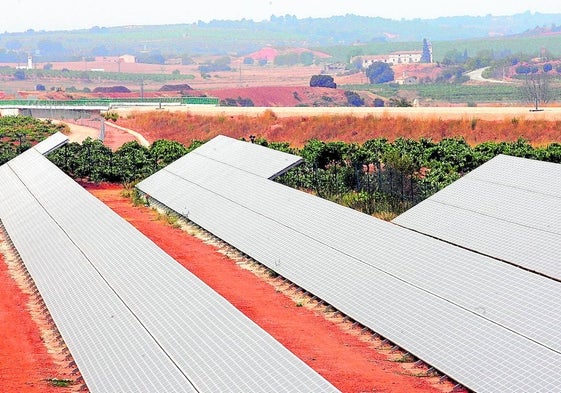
[85,182,455,393]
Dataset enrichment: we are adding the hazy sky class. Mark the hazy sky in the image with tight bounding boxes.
[3,0,560,33]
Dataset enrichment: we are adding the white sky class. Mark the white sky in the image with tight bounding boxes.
[3,0,560,33]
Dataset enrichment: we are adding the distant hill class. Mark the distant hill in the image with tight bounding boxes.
[1,12,561,63]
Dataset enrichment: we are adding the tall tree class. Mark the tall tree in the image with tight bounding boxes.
[421,38,432,63]
[523,73,552,111]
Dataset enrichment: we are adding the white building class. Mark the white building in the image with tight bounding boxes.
[354,50,424,68]
[351,41,433,68]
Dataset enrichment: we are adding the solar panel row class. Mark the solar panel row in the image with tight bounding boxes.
[188,134,303,179]
[33,131,70,155]
[394,154,561,281]
[0,140,338,392]
[137,139,561,392]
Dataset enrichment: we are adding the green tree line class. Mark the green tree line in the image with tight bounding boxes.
[46,134,561,218]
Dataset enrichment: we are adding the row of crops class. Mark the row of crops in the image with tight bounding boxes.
[0,66,195,83]
[344,83,526,103]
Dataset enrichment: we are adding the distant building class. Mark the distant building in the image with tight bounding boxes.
[352,51,424,68]
[165,58,183,65]
[323,62,347,74]
[94,55,136,63]
[119,54,136,63]
[395,75,419,85]
[351,40,433,68]
[16,54,33,70]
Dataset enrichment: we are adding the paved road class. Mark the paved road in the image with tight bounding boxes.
[466,67,511,84]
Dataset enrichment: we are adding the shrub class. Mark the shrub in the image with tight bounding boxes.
[309,75,336,88]
[159,84,192,92]
[93,86,131,93]
[344,91,365,107]
[219,97,254,107]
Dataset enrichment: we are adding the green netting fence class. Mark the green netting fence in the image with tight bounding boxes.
[0,96,219,107]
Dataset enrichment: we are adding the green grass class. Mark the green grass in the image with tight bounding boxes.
[47,378,73,387]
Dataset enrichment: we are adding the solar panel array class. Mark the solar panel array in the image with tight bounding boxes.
[0,138,338,392]
[138,139,561,392]
[394,154,561,281]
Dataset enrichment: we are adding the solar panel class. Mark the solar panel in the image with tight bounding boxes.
[138,151,561,392]
[187,135,302,178]
[394,154,561,280]
[0,149,337,392]
[0,156,194,393]
[33,131,69,155]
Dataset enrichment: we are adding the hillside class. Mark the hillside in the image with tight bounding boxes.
[1,12,561,63]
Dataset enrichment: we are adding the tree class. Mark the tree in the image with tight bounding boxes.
[522,73,552,111]
[365,62,394,84]
[309,75,336,88]
[421,38,432,63]
[388,97,412,107]
[299,51,314,66]
[344,91,364,107]
[150,139,188,169]
[13,69,26,80]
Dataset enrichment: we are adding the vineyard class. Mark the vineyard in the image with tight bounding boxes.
[0,66,195,84]
[347,83,525,104]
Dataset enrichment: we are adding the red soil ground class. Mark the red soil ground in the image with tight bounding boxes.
[199,86,351,107]
[83,182,459,393]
